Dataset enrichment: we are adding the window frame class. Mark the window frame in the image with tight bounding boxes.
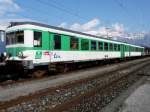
[109,43,113,51]
[70,36,79,50]
[104,42,109,51]
[114,44,118,51]
[16,31,24,44]
[98,41,103,51]
[34,31,42,47]
[81,39,89,50]
[91,40,97,51]
[118,44,120,51]
[53,34,61,50]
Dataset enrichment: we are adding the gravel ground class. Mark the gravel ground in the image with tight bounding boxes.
[0,59,149,112]
[68,74,141,112]
[117,79,150,112]
[100,63,150,112]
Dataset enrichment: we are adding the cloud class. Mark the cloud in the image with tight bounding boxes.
[70,18,100,31]
[81,18,100,31]
[0,18,34,30]
[58,18,127,39]
[0,22,10,30]
[58,22,68,28]
[59,19,148,46]
[70,23,81,31]
[112,23,125,33]
[0,0,20,17]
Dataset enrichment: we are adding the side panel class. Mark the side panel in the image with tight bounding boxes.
[49,32,54,50]
[49,51,121,63]
[130,52,142,56]
[42,31,49,50]
[61,35,70,50]
[24,30,33,47]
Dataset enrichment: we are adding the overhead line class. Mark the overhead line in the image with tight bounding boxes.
[36,0,89,21]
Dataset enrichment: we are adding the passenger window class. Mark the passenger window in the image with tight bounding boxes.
[70,37,78,50]
[130,46,132,51]
[114,44,117,51]
[98,42,103,51]
[16,31,24,44]
[34,31,42,47]
[6,31,24,45]
[104,42,108,51]
[91,41,96,50]
[54,34,61,50]
[118,45,120,51]
[124,46,127,51]
[81,39,89,50]
[6,32,15,45]
[110,43,113,51]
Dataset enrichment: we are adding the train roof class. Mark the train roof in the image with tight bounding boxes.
[0,30,5,32]
[8,21,144,48]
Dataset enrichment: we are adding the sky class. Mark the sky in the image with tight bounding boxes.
[0,0,150,36]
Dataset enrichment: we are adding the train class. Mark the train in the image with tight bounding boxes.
[0,30,6,62]
[4,22,150,74]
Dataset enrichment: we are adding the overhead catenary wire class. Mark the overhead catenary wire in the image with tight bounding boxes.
[33,0,115,28]
[113,0,146,32]
[10,1,67,25]
[36,0,90,21]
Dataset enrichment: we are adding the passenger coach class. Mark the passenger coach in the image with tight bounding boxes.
[5,22,144,71]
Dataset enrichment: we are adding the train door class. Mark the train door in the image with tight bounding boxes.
[48,32,54,64]
[121,44,125,58]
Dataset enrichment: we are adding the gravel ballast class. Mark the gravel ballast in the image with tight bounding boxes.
[0,58,150,112]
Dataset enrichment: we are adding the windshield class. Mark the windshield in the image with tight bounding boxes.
[0,31,5,42]
[6,31,24,45]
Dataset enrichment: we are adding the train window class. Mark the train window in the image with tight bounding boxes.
[81,39,89,50]
[104,42,108,51]
[6,32,14,45]
[135,47,137,52]
[125,45,127,51]
[133,47,135,51]
[34,31,42,47]
[16,31,24,44]
[110,43,113,51]
[126,46,129,51]
[0,31,5,42]
[130,46,132,51]
[118,45,120,51]
[98,42,103,51]
[114,44,117,51]
[6,31,24,45]
[91,41,96,50]
[70,37,78,50]
[54,34,61,50]
[134,47,135,51]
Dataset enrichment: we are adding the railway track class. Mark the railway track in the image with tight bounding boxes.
[0,57,146,87]
[0,57,150,112]
[48,60,150,112]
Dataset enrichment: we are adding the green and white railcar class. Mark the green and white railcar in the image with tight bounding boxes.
[6,22,144,69]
